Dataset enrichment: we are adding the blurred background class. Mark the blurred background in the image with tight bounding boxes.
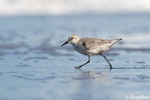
[0,0,150,15]
[0,0,150,100]
[0,0,150,48]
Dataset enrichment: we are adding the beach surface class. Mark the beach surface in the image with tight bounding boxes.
[0,14,150,100]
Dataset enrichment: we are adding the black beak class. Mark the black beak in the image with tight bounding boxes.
[61,41,69,46]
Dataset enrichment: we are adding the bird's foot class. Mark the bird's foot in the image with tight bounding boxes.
[110,67,112,70]
[110,65,112,70]
[74,66,81,69]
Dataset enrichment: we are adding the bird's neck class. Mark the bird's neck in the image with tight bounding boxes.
[72,43,77,47]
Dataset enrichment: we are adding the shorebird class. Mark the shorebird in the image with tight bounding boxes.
[61,34,122,70]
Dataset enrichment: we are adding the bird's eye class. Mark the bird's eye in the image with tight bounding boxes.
[70,37,73,40]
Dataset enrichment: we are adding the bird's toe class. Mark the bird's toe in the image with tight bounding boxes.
[74,66,81,69]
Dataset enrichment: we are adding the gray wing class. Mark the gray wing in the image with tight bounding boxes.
[78,38,111,50]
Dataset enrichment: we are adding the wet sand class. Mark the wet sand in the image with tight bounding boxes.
[0,15,150,100]
[0,37,150,100]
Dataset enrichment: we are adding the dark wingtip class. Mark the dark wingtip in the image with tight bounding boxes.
[114,38,122,42]
[117,38,122,41]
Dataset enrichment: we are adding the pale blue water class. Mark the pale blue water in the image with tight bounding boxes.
[0,14,150,100]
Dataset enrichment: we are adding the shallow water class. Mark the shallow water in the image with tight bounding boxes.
[0,14,150,100]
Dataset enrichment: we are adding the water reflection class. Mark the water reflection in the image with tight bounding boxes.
[70,71,111,100]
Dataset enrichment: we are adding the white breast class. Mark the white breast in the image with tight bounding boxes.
[72,44,89,55]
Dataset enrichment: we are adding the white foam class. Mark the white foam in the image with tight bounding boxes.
[0,0,150,15]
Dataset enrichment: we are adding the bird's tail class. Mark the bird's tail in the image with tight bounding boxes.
[99,38,122,52]
[111,38,122,46]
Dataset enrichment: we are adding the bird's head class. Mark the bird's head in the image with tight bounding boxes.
[61,34,80,46]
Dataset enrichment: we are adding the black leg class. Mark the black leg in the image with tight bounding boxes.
[100,54,112,70]
[75,55,90,69]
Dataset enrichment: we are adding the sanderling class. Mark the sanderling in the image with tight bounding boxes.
[61,34,122,70]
